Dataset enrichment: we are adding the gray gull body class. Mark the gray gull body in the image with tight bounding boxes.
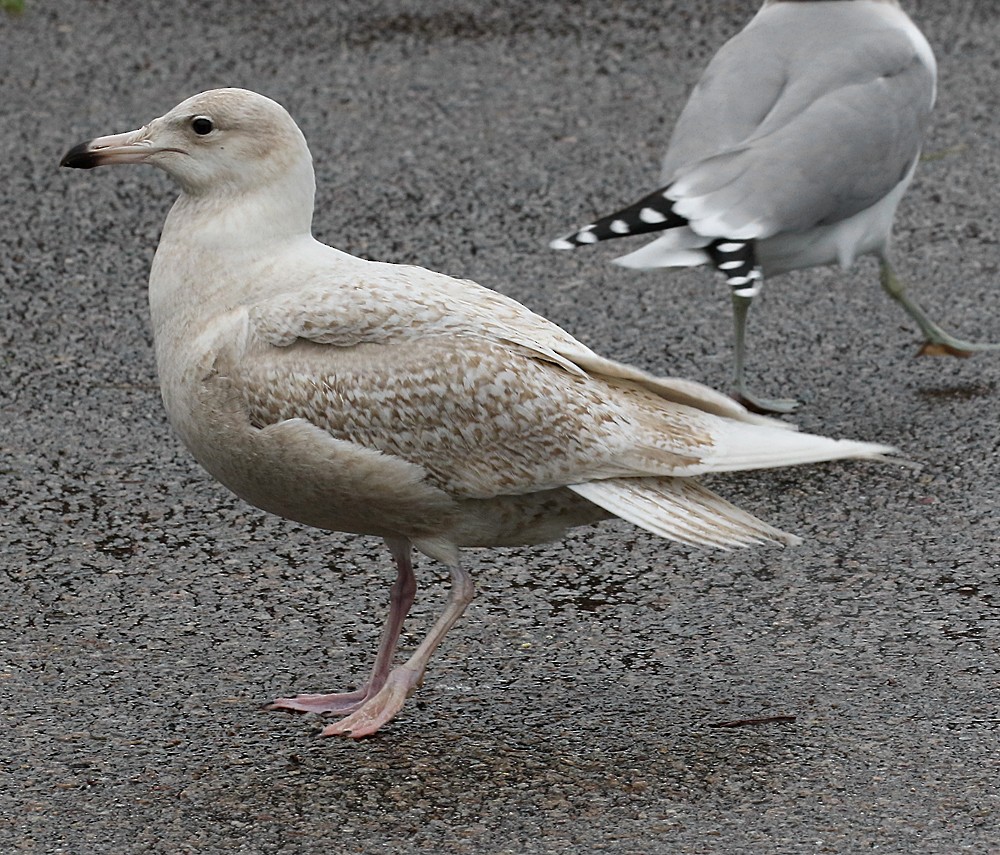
[62,88,892,738]
[552,0,999,413]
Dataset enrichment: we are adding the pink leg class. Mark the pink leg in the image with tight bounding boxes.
[321,561,474,738]
[267,537,416,716]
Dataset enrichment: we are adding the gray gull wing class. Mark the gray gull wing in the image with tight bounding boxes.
[663,8,935,239]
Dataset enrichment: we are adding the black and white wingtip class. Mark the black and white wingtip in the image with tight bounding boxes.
[550,184,688,250]
[551,186,765,296]
[706,239,763,296]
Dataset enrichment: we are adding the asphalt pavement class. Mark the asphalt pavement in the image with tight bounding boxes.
[1,1,998,852]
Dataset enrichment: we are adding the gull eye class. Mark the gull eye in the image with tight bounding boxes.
[191,116,214,136]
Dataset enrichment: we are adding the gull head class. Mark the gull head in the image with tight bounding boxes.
[60,88,313,200]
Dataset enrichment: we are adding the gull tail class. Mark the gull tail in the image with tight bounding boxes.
[698,423,896,474]
[550,184,687,250]
[568,478,799,549]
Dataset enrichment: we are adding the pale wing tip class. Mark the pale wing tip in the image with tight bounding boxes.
[775,530,803,548]
[568,479,798,551]
[854,449,919,470]
[846,443,898,461]
[710,527,802,550]
[550,237,576,251]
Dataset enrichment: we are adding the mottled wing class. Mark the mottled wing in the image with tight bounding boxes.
[252,254,783,426]
[234,331,708,500]
[250,261,588,378]
[235,260,890,501]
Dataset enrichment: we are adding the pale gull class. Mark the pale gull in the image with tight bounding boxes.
[552,0,1000,413]
[62,88,893,738]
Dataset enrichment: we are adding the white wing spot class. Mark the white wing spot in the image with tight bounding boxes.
[639,207,668,224]
[717,242,745,253]
[576,231,599,244]
[610,219,631,234]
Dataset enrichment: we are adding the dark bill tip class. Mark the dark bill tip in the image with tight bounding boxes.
[60,141,99,169]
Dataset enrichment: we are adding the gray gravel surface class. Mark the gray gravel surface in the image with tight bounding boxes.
[2,1,998,853]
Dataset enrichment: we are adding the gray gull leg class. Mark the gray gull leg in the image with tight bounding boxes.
[878,255,1000,357]
[730,289,799,416]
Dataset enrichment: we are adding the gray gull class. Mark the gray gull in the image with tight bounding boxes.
[62,88,893,738]
[552,0,1000,413]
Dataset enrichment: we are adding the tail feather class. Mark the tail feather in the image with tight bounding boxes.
[568,477,800,550]
[551,184,686,250]
[698,422,896,474]
[614,232,712,270]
